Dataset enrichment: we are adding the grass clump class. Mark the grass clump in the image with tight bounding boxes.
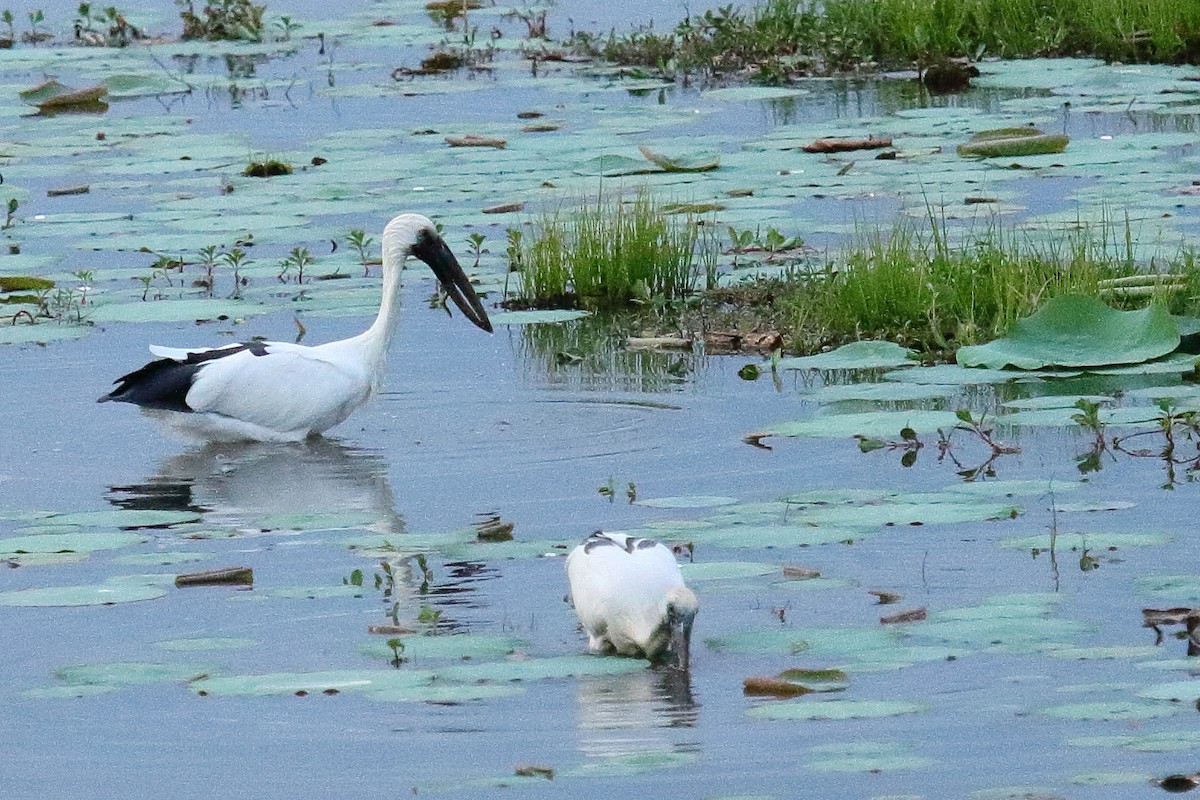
[510,190,716,310]
[774,211,1200,357]
[177,0,265,42]
[575,0,1200,82]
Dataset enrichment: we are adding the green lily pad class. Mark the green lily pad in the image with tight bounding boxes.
[777,341,915,371]
[0,324,91,345]
[0,531,146,554]
[1137,680,1200,702]
[192,669,434,696]
[55,661,214,687]
[755,409,962,439]
[635,495,738,509]
[956,295,1180,370]
[680,561,777,581]
[488,309,591,325]
[1041,700,1182,721]
[637,145,720,172]
[0,583,167,607]
[87,298,262,324]
[1001,531,1170,551]
[433,654,648,682]
[748,698,928,721]
[359,634,525,662]
[40,509,201,529]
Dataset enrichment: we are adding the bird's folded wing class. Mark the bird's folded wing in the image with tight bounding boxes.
[149,343,242,361]
[186,346,369,433]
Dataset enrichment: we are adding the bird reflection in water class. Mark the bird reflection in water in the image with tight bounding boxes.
[106,438,405,535]
[104,440,504,632]
[575,666,699,762]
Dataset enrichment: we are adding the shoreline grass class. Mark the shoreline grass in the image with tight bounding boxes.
[572,0,1200,82]
[767,211,1200,357]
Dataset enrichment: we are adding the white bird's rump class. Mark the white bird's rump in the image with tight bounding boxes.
[566,531,698,669]
[99,213,492,442]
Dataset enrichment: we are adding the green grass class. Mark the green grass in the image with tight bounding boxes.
[775,211,1200,356]
[511,190,716,310]
[574,0,1200,80]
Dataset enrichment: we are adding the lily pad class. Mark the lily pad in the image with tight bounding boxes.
[0,531,146,554]
[637,145,720,172]
[55,662,214,687]
[956,295,1180,370]
[777,340,915,371]
[748,698,928,721]
[0,583,167,607]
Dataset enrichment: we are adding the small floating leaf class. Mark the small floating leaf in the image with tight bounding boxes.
[777,340,915,371]
[637,145,719,172]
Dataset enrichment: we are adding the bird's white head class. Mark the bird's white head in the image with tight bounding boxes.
[381,213,492,333]
[661,585,699,672]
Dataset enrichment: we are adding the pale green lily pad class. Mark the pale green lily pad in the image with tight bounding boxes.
[797,499,1020,528]
[680,561,777,581]
[0,531,146,554]
[943,478,1081,497]
[0,552,89,567]
[359,634,525,662]
[24,684,120,699]
[433,654,648,683]
[488,309,590,325]
[366,682,525,703]
[1041,700,1182,721]
[1070,772,1156,787]
[956,295,1180,370]
[1069,730,1200,752]
[1047,645,1162,660]
[192,669,434,696]
[808,740,934,772]
[688,524,864,548]
[574,154,663,177]
[1137,680,1200,702]
[56,661,215,687]
[703,86,810,101]
[635,495,738,509]
[112,551,214,566]
[0,583,167,606]
[41,509,200,529]
[156,637,257,652]
[777,341,915,371]
[755,409,962,439]
[0,324,91,345]
[567,750,697,777]
[87,298,263,324]
[748,698,928,721]
[1001,532,1170,551]
[883,364,1031,385]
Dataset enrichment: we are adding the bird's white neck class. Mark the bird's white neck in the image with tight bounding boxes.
[357,256,405,375]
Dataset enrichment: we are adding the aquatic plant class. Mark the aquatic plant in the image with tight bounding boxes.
[277,246,314,283]
[511,190,715,310]
[775,211,1200,356]
[576,0,1200,82]
[177,0,265,42]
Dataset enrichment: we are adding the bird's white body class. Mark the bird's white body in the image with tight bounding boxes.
[566,531,698,669]
[101,214,491,442]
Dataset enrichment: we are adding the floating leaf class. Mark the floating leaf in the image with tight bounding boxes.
[958,128,1069,158]
[777,340,915,371]
[0,531,146,554]
[635,495,738,509]
[637,145,719,172]
[0,583,167,607]
[956,295,1180,370]
[19,79,107,110]
[748,698,928,721]
[56,662,214,687]
[754,409,962,440]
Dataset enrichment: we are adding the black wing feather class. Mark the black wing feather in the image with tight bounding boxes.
[98,342,268,412]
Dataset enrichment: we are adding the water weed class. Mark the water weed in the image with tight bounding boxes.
[510,190,716,310]
[576,0,1200,81]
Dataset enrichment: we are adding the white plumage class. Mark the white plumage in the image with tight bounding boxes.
[566,531,699,671]
[99,213,491,442]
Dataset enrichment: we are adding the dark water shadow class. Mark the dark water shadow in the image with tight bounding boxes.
[106,437,406,535]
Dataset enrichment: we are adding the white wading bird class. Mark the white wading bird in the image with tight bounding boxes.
[566,531,699,671]
[99,213,492,442]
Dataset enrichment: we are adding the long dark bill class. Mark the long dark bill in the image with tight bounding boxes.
[412,229,493,333]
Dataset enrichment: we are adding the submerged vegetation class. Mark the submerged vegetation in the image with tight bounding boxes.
[574,0,1200,82]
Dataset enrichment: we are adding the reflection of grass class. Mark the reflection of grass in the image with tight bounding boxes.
[512,190,716,310]
[573,0,1200,81]
[777,211,1200,356]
